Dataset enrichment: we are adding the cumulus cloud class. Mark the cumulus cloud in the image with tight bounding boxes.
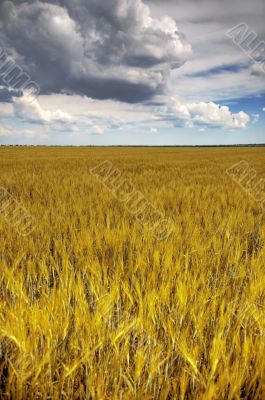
[0,0,191,103]
[12,96,75,124]
[0,0,256,139]
[157,96,250,129]
[187,102,249,128]
[2,92,250,133]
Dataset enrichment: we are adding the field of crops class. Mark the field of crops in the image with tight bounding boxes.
[0,146,265,399]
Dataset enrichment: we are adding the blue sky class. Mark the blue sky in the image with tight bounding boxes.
[0,0,264,145]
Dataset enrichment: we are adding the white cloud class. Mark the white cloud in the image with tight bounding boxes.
[157,96,250,129]
[187,102,249,128]
[3,91,250,138]
[12,96,75,124]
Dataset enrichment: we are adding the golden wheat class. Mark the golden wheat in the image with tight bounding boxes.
[0,146,265,399]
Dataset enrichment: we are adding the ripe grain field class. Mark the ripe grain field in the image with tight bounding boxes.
[0,146,265,399]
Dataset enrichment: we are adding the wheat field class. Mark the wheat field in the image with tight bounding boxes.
[0,146,265,399]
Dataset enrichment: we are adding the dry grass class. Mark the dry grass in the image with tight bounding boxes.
[0,146,265,399]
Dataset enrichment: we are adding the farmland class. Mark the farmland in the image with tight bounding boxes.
[0,146,265,399]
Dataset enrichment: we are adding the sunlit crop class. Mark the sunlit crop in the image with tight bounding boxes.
[0,146,265,399]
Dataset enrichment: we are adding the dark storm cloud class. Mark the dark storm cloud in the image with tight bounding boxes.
[0,0,191,103]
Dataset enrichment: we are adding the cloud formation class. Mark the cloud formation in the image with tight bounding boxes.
[157,96,250,129]
[146,0,265,105]
[0,0,191,103]
[13,96,75,124]
[0,0,259,140]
